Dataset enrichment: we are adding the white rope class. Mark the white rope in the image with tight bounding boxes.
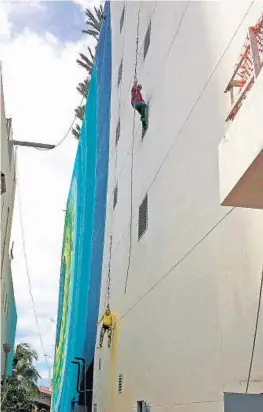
[124,6,140,293]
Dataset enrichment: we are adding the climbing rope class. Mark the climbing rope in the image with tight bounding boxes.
[124,7,141,293]
[106,235,113,306]
[103,4,129,309]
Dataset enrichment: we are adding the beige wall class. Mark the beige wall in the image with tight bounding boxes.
[93,2,263,411]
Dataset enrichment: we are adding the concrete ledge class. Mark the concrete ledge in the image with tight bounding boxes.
[219,69,263,209]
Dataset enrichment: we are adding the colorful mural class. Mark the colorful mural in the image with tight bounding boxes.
[52,2,112,410]
[53,183,76,403]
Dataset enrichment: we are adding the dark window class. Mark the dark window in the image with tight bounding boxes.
[1,173,6,195]
[98,357,101,370]
[120,7,125,32]
[118,373,123,394]
[118,60,123,87]
[113,185,118,209]
[141,102,149,140]
[138,194,148,240]
[137,401,147,412]
[144,21,151,59]
[115,119,120,145]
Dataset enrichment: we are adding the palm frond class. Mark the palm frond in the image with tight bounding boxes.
[76,78,89,99]
[82,28,99,40]
[72,124,81,140]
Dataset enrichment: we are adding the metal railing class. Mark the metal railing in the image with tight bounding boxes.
[225,13,263,121]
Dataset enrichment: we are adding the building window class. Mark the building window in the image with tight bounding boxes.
[141,102,149,140]
[98,357,101,370]
[113,185,118,209]
[118,60,123,87]
[138,194,148,240]
[120,7,125,32]
[94,404,97,412]
[115,119,120,146]
[118,373,123,394]
[144,21,151,59]
[138,195,148,240]
[1,172,6,195]
[137,401,147,412]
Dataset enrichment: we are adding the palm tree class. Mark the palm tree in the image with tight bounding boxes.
[73,4,104,139]
[77,47,95,74]
[77,78,90,99]
[72,124,81,140]
[1,343,41,411]
[75,105,85,121]
[13,343,40,388]
[82,5,104,41]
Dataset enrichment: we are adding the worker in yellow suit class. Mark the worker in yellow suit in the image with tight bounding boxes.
[97,305,114,348]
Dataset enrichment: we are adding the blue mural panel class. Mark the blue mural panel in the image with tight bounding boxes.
[52,2,112,411]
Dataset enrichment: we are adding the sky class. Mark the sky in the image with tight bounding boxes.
[0,0,100,386]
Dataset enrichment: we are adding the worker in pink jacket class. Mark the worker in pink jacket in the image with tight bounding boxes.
[131,76,148,129]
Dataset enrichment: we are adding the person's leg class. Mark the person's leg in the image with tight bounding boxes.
[134,103,142,117]
[107,327,113,348]
[135,102,147,122]
[141,103,147,120]
[99,326,106,347]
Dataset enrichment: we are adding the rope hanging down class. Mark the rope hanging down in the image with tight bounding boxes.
[124,8,140,293]
[103,5,128,309]
[106,235,113,306]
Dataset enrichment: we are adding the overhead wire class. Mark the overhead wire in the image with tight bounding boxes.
[34,96,85,151]
[120,0,257,305]
[142,0,256,195]
[17,178,50,373]
[109,0,256,240]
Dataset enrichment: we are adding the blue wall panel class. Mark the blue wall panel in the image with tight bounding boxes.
[52,2,112,410]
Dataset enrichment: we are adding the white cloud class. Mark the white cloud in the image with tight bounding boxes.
[0,2,91,386]
[0,3,13,40]
[74,0,102,10]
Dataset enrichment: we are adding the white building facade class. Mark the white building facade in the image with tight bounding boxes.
[93,2,263,411]
[1,64,17,379]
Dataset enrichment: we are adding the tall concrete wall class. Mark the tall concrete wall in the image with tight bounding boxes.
[1,64,17,377]
[93,2,263,411]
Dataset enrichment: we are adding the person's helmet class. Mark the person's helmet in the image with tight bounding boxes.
[137,84,142,90]
[106,305,111,314]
